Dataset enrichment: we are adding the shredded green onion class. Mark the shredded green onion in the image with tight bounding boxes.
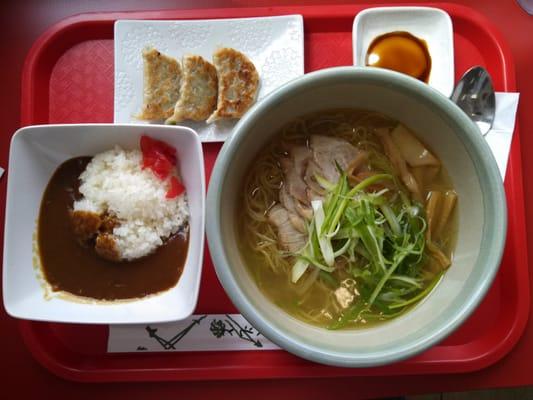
[290,171,434,329]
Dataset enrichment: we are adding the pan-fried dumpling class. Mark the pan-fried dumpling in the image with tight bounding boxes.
[166,55,218,123]
[207,48,259,123]
[137,47,182,120]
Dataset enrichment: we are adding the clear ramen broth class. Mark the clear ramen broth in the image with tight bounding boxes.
[237,109,458,329]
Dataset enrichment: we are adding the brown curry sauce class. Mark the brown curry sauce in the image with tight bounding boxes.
[37,157,189,301]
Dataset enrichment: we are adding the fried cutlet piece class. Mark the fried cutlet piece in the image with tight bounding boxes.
[70,210,102,241]
[71,210,122,261]
[166,55,218,123]
[207,48,259,123]
[137,47,182,120]
[100,214,119,233]
[95,233,121,262]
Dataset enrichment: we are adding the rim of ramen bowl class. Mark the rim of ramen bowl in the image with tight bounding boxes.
[206,66,507,367]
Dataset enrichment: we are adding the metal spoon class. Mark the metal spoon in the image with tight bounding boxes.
[450,66,496,136]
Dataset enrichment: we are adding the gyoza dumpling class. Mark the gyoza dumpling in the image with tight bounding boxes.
[166,55,218,123]
[137,47,182,120]
[207,48,259,123]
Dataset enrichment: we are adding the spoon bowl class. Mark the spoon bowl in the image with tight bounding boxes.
[450,66,496,136]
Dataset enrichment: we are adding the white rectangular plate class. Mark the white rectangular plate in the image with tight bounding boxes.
[114,15,304,142]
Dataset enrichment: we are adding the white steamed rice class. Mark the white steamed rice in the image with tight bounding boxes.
[73,146,189,260]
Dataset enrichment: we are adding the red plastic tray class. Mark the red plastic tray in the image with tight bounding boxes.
[17,3,529,382]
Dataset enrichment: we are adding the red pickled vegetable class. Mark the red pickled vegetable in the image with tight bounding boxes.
[151,157,173,180]
[140,135,176,163]
[166,176,185,199]
[140,135,185,198]
[140,135,177,180]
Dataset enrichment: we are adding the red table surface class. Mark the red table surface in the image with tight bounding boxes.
[1,0,532,398]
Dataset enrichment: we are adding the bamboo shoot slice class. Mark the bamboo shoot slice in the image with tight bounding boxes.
[390,124,440,167]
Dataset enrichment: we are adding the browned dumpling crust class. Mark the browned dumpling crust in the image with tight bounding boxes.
[138,47,182,120]
[166,55,218,123]
[207,48,259,123]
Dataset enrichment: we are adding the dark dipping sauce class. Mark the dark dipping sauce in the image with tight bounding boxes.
[38,157,189,301]
[365,31,431,83]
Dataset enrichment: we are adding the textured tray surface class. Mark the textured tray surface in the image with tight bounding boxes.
[18,3,529,382]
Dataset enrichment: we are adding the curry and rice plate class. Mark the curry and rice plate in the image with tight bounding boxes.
[38,136,190,301]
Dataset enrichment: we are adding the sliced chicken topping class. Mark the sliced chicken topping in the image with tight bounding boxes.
[267,205,307,252]
[279,185,306,233]
[291,146,312,180]
[288,213,307,234]
[280,157,308,204]
[295,201,313,220]
[310,135,360,183]
[304,159,327,197]
[279,185,298,214]
[273,137,364,246]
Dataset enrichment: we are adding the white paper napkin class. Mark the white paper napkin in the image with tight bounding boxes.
[108,314,279,352]
[108,92,520,354]
[485,92,520,179]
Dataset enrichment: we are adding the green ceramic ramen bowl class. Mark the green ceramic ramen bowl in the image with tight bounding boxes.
[206,67,506,367]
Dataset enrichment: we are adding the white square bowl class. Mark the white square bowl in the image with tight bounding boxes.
[353,7,454,97]
[114,15,304,142]
[3,124,205,324]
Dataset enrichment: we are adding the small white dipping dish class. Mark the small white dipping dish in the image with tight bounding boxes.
[3,124,205,324]
[353,7,454,97]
